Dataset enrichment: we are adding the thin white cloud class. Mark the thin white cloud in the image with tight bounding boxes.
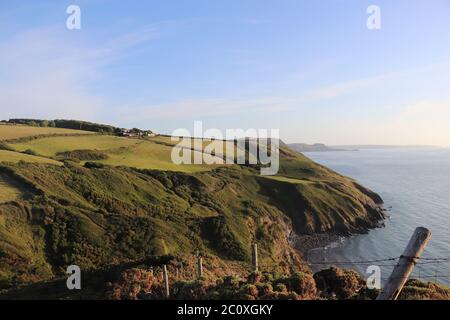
[122,61,450,122]
[0,23,163,121]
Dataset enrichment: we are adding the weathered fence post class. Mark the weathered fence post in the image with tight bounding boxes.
[377,227,432,300]
[163,265,170,298]
[252,243,259,272]
[197,255,203,279]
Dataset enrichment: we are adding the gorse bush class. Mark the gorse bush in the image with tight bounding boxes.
[106,269,330,300]
[55,149,109,161]
[313,267,364,299]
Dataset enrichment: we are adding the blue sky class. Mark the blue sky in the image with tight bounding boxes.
[1,0,450,145]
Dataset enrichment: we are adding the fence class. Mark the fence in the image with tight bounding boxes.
[154,227,448,300]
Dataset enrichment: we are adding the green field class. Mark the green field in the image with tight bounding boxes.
[11,135,140,157]
[10,134,233,172]
[0,150,61,165]
[3,126,260,172]
[0,124,94,141]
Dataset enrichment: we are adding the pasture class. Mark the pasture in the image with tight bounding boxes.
[10,134,230,172]
[0,124,94,141]
[0,150,62,165]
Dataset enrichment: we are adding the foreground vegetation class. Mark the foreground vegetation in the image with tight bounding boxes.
[2,263,448,300]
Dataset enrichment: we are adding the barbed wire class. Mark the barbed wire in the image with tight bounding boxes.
[257,260,450,283]
[417,257,450,261]
[257,255,450,269]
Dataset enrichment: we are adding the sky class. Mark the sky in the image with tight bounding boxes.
[1,0,450,146]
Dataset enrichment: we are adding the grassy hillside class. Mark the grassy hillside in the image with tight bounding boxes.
[0,124,386,298]
[0,173,24,203]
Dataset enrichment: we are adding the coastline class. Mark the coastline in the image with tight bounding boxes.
[289,204,387,273]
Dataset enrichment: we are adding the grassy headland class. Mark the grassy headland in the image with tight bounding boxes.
[0,120,393,299]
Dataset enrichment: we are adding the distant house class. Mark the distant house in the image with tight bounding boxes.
[117,128,155,137]
[117,129,135,137]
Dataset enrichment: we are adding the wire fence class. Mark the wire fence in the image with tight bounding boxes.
[256,255,450,283]
[151,251,450,299]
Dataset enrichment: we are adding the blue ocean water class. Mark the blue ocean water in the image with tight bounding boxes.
[305,147,450,285]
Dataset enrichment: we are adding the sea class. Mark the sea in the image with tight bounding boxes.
[304,147,450,285]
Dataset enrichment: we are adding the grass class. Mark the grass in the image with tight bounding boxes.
[264,175,310,184]
[10,134,231,172]
[102,139,228,172]
[0,124,93,141]
[0,150,61,165]
[0,173,23,203]
[11,135,139,157]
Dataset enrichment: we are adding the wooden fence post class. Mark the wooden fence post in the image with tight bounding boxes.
[376,227,431,300]
[163,265,170,298]
[252,243,259,272]
[197,255,203,279]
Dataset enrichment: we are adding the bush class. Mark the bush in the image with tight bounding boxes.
[84,162,105,169]
[107,268,157,300]
[56,149,108,161]
[314,267,363,299]
[247,271,262,284]
[284,272,317,300]
[173,280,209,300]
[399,279,450,300]
[239,284,258,300]
[22,149,38,156]
[274,283,287,293]
[256,283,273,297]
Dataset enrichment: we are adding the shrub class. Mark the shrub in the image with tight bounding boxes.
[107,268,156,300]
[314,267,363,299]
[399,279,450,300]
[284,272,317,300]
[247,271,262,284]
[173,280,209,300]
[274,283,287,293]
[256,283,273,297]
[84,162,105,169]
[56,149,108,161]
[23,149,38,156]
[239,284,259,300]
